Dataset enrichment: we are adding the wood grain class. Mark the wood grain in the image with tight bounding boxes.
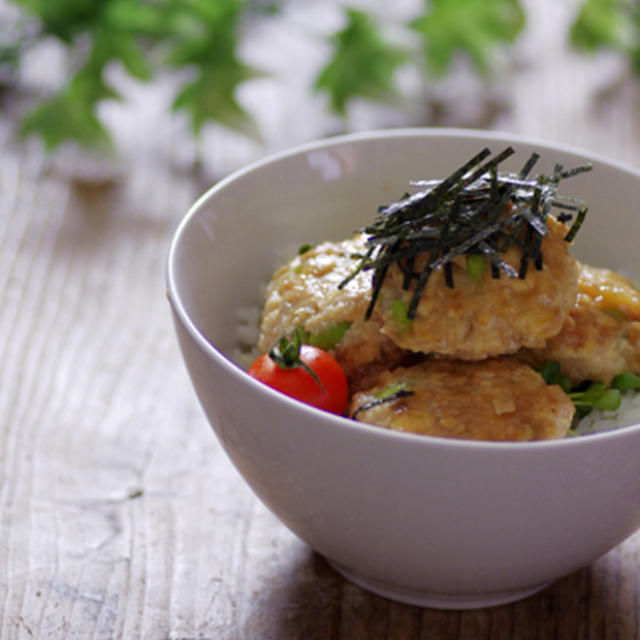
[2,0,640,637]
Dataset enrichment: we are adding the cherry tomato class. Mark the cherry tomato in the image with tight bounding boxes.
[248,338,348,415]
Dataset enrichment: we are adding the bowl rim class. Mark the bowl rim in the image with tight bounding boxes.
[166,126,640,451]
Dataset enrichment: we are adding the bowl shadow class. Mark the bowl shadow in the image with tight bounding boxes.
[239,541,639,640]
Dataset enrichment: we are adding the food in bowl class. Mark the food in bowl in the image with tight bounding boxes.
[167,129,640,609]
[251,146,640,441]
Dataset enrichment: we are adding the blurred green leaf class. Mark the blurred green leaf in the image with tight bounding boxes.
[167,0,260,135]
[12,0,262,148]
[570,0,640,73]
[5,0,575,153]
[10,0,112,42]
[13,0,169,148]
[314,7,407,116]
[19,65,117,150]
[172,63,259,135]
[570,0,634,52]
[101,0,174,39]
[410,0,525,77]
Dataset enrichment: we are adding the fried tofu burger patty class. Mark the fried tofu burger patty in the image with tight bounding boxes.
[376,219,579,360]
[350,357,574,441]
[520,263,640,385]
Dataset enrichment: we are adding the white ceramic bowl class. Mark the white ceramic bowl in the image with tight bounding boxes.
[166,129,640,609]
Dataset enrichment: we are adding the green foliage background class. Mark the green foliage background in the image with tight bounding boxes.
[0,0,636,151]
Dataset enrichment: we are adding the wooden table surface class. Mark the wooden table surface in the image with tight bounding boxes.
[2,1,640,638]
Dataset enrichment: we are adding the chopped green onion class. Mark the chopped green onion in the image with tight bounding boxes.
[390,299,412,332]
[375,381,410,400]
[304,321,351,351]
[603,307,627,320]
[466,253,487,282]
[538,361,561,383]
[352,388,415,420]
[537,361,571,393]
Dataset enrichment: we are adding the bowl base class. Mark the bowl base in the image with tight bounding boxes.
[327,560,551,609]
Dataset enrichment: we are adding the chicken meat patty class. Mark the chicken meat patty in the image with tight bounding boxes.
[519,263,640,385]
[350,357,574,441]
[375,218,579,360]
[258,236,407,390]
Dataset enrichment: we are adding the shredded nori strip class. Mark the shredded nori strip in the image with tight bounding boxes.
[339,148,591,320]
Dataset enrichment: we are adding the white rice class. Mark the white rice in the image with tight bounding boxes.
[574,391,640,435]
[231,241,303,369]
[232,304,262,369]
